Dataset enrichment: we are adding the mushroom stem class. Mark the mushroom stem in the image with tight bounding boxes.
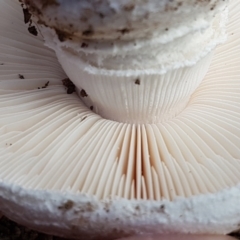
[35,4,226,123]
[57,51,213,123]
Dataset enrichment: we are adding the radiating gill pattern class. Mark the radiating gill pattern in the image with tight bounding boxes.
[0,0,65,95]
[0,0,239,200]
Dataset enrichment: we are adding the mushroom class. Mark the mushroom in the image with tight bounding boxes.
[0,0,239,239]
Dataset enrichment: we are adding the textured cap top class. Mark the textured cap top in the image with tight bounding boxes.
[23,0,227,41]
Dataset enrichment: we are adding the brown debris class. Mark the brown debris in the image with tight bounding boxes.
[58,200,74,211]
[82,29,94,36]
[18,74,25,79]
[80,89,88,98]
[81,42,89,48]
[55,29,71,42]
[62,78,76,94]
[118,28,130,34]
[42,81,49,88]
[135,78,140,85]
[38,81,50,89]
[28,26,38,36]
[20,4,39,37]
[23,8,32,24]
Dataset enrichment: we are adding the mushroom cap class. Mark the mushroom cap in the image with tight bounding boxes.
[23,0,226,41]
[25,0,228,75]
[0,0,240,239]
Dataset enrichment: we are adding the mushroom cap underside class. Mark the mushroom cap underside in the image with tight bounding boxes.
[0,0,240,239]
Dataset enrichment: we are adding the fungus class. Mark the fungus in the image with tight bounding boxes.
[0,0,239,240]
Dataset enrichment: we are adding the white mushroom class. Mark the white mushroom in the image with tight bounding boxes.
[0,0,239,239]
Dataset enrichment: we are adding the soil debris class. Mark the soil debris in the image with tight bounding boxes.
[28,26,38,36]
[62,78,76,94]
[23,8,32,24]
[135,78,140,85]
[80,89,88,98]
[18,74,25,79]
[38,81,49,89]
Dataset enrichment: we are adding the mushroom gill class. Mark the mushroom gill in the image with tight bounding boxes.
[0,0,239,239]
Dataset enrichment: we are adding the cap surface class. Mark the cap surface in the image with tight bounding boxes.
[22,0,227,41]
[24,0,228,75]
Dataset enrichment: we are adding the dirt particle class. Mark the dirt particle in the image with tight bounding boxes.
[55,29,70,42]
[104,203,110,213]
[118,28,130,34]
[67,88,75,94]
[28,26,38,36]
[90,106,94,111]
[23,8,32,24]
[80,89,88,97]
[81,42,89,48]
[135,78,140,85]
[135,206,140,211]
[58,200,74,211]
[62,78,76,94]
[37,81,49,89]
[82,29,94,36]
[42,81,49,88]
[18,74,25,79]
[159,204,165,213]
